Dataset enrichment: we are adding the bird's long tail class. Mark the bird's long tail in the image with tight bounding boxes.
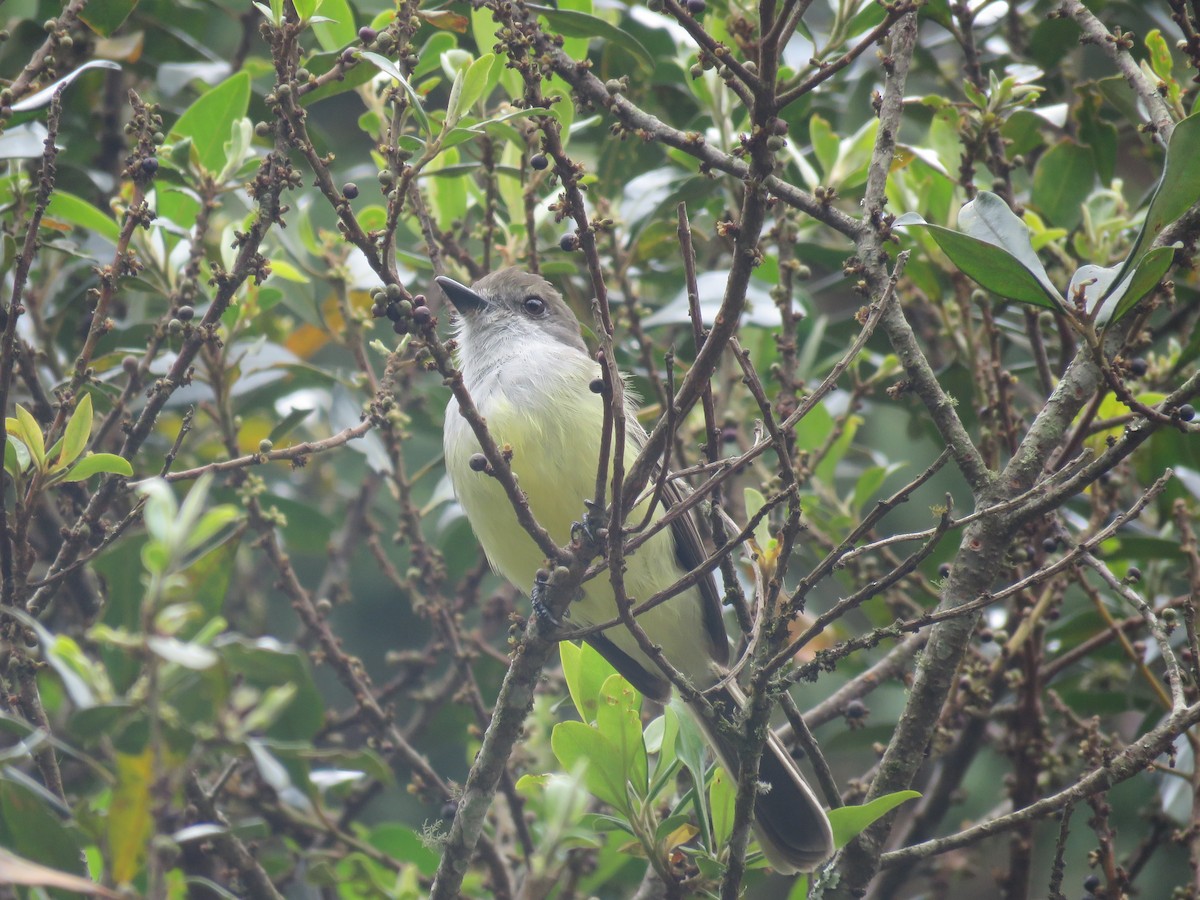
[687,683,834,873]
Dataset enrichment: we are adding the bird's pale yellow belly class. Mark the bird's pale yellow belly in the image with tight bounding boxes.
[445,389,719,689]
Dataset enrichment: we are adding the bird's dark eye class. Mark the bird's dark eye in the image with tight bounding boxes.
[523,296,547,316]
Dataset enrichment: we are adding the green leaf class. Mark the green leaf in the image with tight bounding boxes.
[956,191,1061,300]
[852,462,904,513]
[79,0,139,38]
[561,641,618,724]
[1109,244,1176,324]
[1145,28,1175,82]
[595,675,647,798]
[551,721,629,814]
[0,773,87,882]
[526,5,653,74]
[300,50,378,106]
[311,0,355,51]
[14,405,44,467]
[292,0,319,22]
[810,114,838,180]
[895,216,1061,309]
[743,487,771,550]
[828,790,921,848]
[217,635,324,740]
[5,435,30,479]
[670,698,713,847]
[815,413,860,486]
[61,452,133,482]
[45,192,121,243]
[457,53,496,117]
[169,71,252,174]
[57,393,92,471]
[1120,112,1200,276]
[708,765,736,849]
[1031,139,1094,230]
[359,52,432,138]
[646,707,680,795]
[269,407,314,443]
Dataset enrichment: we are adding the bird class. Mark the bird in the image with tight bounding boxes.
[438,267,834,873]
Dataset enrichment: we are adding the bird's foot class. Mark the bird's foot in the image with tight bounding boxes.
[570,499,606,546]
[530,569,565,627]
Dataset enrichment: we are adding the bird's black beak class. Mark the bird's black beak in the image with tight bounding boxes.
[436,275,489,314]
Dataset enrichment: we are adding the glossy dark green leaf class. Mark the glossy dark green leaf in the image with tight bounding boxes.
[1108,244,1176,323]
[1119,112,1200,275]
[1031,139,1094,230]
[526,5,653,74]
[895,214,1060,309]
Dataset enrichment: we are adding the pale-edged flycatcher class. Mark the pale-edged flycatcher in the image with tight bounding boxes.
[439,268,833,872]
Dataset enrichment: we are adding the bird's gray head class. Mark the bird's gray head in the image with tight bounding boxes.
[436,268,587,357]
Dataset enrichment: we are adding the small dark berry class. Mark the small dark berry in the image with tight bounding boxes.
[372,303,387,318]
[412,306,432,326]
[979,627,994,643]
[392,320,409,335]
[938,563,952,579]
[341,47,357,64]
[386,304,402,322]
[530,153,549,170]
[412,294,427,308]
[559,233,578,252]
[771,117,788,135]
[342,182,359,200]
[468,453,489,472]
[1178,403,1195,422]
[721,425,738,443]
[141,157,158,175]
[1128,357,1148,377]
[1083,875,1100,892]
[122,355,139,374]
[589,377,605,394]
[685,0,705,14]
[177,305,194,321]
[1042,537,1057,553]
[1125,565,1142,583]
[358,26,378,42]
[845,699,867,719]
